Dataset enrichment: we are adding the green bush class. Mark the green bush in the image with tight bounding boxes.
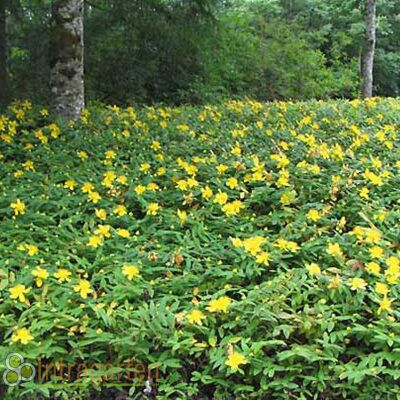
[6,1,360,106]
[1,97,400,399]
[181,16,360,103]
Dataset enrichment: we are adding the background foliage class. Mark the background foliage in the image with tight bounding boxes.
[4,0,400,106]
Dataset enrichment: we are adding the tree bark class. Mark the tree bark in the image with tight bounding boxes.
[50,0,84,121]
[361,0,376,98]
[0,0,8,108]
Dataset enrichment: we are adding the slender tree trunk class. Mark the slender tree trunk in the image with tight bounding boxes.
[361,0,376,98]
[0,0,8,108]
[50,0,84,121]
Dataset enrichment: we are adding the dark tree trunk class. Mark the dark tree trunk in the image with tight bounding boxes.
[50,0,84,121]
[361,0,376,98]
[0,0,8,108]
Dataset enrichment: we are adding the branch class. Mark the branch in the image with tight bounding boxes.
[84,0,109,12]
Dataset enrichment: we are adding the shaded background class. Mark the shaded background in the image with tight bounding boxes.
[5,0,400,106]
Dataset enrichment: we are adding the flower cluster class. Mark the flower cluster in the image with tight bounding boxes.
[1,98,400,398]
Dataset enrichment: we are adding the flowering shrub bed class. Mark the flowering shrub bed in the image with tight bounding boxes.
[1,98,400,399]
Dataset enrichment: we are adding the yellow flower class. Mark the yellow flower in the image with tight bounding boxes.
[147,202,160,216]
[385,258,400,284]
[226,177,238,189]
[82,182,94,193]
[231,145,241,156]
[105,150,116,159]
[225,352,247,371]
[151,140,161,151]
[116,228,130,238]
[95,208,107,220]
[54,268,72,283]
[207,296,231,313]
[140,162,151,172]
[177,209,187,224]
[359,187,369,199]
[350,277,367,290]
[280,190,296,204]
[9,284,30,303]
[374,211,387,222]
[156,166,166,176]
[337,216,346,231]
[243,236,266,256]
[187,178,198,188]
[187,309,206,325]
[307,263,321,276]
[214,191,228,206]
[114,204,127,216]
[88,235,102,248]
[94,224,111,238]
[117,175,128,185]
[275,238,299,252]
[216,164,228,175]
[176,180,188,191]
[328,275,342,289]
[31,267,49,287]
[386,256,399,270]
[11,328,34,345]
[64,180,77,190]
[230,237,243,248]
[1,133,12,143]
[77,150,88,160]
[371,156,382,169]
[271,153,289,168]
[364,169,382,186]
[386,274,399,285]
[375,282,389,296]
[309,164,320,174]
[369,246,384,258]
[88,191,101,204]
[48,123,60,138]
[277,169,290,187]
[102,171,116,187]
[306,209,321,222]
[135,185,146,195]
[73,279,93,299]
[327,243,343,258]
[147,182,159,191]
[366,262,380,275]
[256,251,270,266]
[22,160,34,171]
[378,296,392,315]
[222,200,245,216]
[26,244,39,256]
[122,264,140,280]
[365,230,381,244]
[350,226,365,238]
[201,186,213,200]
[10,199,26,215]
[17,244,26,251]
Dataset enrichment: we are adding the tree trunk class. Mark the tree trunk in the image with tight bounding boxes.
[0,0,8,108]
[361,0,376,98]
[50,0,84,121]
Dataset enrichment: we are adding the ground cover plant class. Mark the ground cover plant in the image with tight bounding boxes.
[1,97,400,399]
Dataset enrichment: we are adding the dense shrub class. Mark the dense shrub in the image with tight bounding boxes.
[1,97,400,399]
[6,1,361,106]
[190,15,359,103]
